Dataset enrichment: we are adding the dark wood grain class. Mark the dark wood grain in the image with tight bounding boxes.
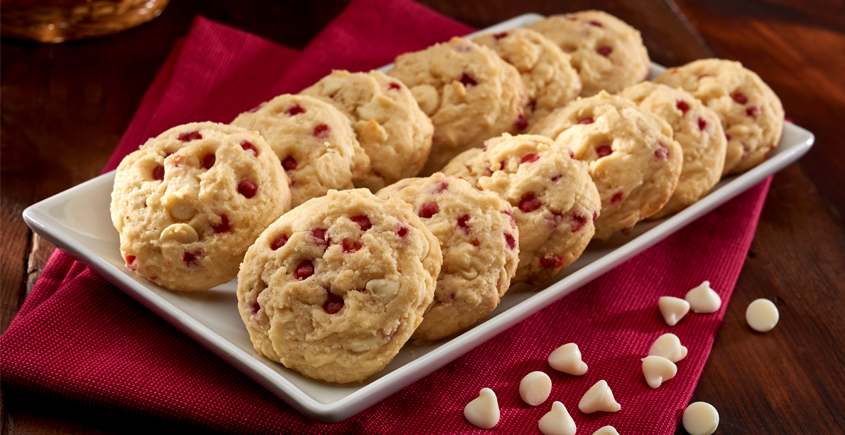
[1,0,843,433]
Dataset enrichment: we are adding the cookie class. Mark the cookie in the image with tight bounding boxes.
[473,28,581,126]
[232,94,370,207]
[376,173,519,340]
[300,70,434,191]
[527,10,650,96]
[387,37,528,174]
[442,134,600,284]
[530,92,682,240]
[111,122,291,292]
[237,189,441,383]
[654,59,784,175]
[620,82,727,218]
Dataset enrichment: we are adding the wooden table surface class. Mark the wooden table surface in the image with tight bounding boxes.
[2,0,844,433]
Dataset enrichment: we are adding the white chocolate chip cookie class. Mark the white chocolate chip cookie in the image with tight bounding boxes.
[237,189,441,383]
[620,82,727,217]
[377,173,519,340]
[473,28,581,126]
[442,134,600,284]
[300,70,434,191]
[654,59,784,175]
[387,37,528,174]
[527,10,650,96]
[530,92,682,240]
[111,122,291,292]
[232,94,370,207]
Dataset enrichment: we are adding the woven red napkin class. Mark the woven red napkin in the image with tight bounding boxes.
[2,0,772,433]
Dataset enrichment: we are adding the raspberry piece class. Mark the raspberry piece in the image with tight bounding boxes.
[698,118,707,131]
[342,238,362,253]
[502,209,516,228]
[238,180,258,198]
[521,153,540,164]
[459,72,477,87]
[282,156,297,171]
[596,46,613,57]
[570,213,588,233]
[313,124,330,139]
[241,141,259,156]
[746,106,760,118]
[588,20,603,27]
[311,228,329,246]
[676,100,690,115]
[388,82,402,91]
[152,165,164,181]
[183,250,201,266]
[539,254,563,268]
[596,144,612,158]
[397,226,409,238]
[515,114,528,131]
[504,233,516,250]
[519,192,541,213]
[592,211,598,223]
[286,104,305,116]
[351,215,372,231]
[611,191,624,204]
[178,131,202,142]
[125,254,136,264]
[250,301,260,315]
[551,174,562,182]
[731,92,748,105]
[493,31,509,39]
[201,154,216,170]
[419,202,439,218]
[431,180,449,194]
[527,100,537,113]
[579,117,594,125]
[654,142,669,159]
[323,291,344,314]
[457,214,471,234]
[212,214,231,234]
[294,260,314,280]
[726,133,732,142]
[270,234,288,250]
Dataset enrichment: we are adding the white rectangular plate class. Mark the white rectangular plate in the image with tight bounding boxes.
[23,13,814,423]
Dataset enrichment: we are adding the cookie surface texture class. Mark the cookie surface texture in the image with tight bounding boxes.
[377,173,519,340]
[237,189,442,383]
[232,94,370,206]
[111,122,291,292]
[387,37,528,174]
[300,70,434,191]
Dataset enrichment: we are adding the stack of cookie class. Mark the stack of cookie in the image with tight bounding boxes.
[109,10,784,384]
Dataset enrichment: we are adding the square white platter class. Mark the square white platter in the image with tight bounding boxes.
[23,13,814,423]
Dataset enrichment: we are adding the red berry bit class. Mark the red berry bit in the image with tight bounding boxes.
[152,165,165,181]
[286,104,305,116]
[183,250,201,267]
[551,174,562,182]
[238,180,258,198]
[388,82,402,91]
[457,214,471,234]
[515,114,528,131]
[676,100,690,115]
[588,20,603,27]
[241,141,259,156]
[313,124,330,139]
[323,291,344,314]
[459,72,477,87]
[431,180,449,194]
[611,191,624,204]
[579,117,594,125]
[596,144,612,158]
[178,131,202,142]
[294,260,314,280]
[419,202,439,218]
[592,211,598,223]
[351,215,372,231]
[654,142,669,159]
[493,31,509,40]
[504,233,516,250]
[726,133,733,142]
[250,301,261,315]
[519,192,541,213]
[526,100,537,113]
[125,254,137,271]
[746,105,760,118]
[539,254,563,268]
[731,92,748,105]
[521,153,540,164]
[201,154,216,170]
[212,213,231,234]
[570,213,588,233]
[596,46,613,57]
[698,118,707,131]
[397,226,409,238]
[311,228,330,246]
[270,234,288,250]
[342,238,362,253]
[502,209,516,228]
[282,156,297,171]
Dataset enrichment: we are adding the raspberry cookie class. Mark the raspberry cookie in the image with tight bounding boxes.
[527,10,650,96]
[473,28,581,126]
[442,134,600,284]
[620,82,727,218]
[232,94,370,207]
[376,173,519,340]
[300,70,434,191]
[237,189,441,383]
[530,92,682,240]
[111,122,291,292]
[654,59,784,175]
[387,37,528,174]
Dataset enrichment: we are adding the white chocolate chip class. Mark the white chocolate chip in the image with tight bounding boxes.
[464,388,500,429]
[658,296,690,326]
[159,223,199,244]
[420,234,430,258]
[685,281,721,313]
[346,333,385,353]
[548,343,588,376]
[161,191,196,221]
[641,355,677,389]
[592,426,620,435]
[683,401,719,435]
[746,298,779,332]
[519,371,552,406]
[365,279,399,303]
[538,401,576,435]
[460,268,479,280]
[578,380,621,414]
[410,84,440,116]
[649,333,688,363]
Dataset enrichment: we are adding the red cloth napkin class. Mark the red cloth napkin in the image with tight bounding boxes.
[2,0,772,433]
